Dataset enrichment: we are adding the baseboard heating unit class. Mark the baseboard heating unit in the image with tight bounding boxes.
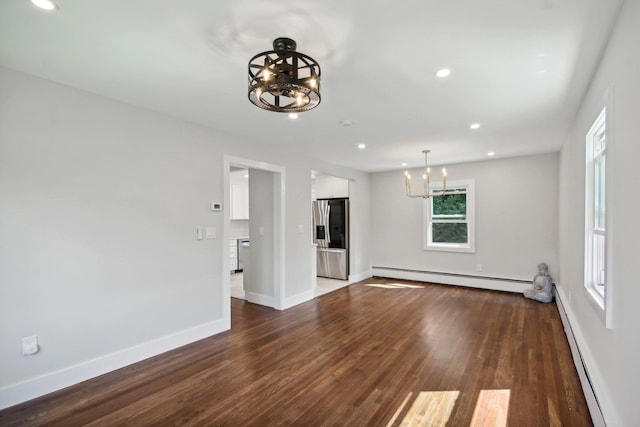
[554,287,606,426]
[371,266,530,294]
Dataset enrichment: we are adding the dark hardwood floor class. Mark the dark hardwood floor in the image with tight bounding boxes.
[0,278,592,426]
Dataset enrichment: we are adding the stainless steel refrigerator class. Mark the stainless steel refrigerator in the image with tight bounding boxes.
[312,198,349,280]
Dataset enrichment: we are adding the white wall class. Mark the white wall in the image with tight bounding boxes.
[371,153,559,283]
[558,1,640,425]
[245,169,275,303]
[0,67,372,407]
[0,67,227,395]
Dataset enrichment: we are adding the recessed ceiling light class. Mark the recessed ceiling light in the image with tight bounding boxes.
[357,143,366,149]
[339,119,354,127]
[288,113,298,119]
[31,0,56,10]
[435,68,451,78]
[470,123,480,130]
[401,162,407,167]
[488,152,495,156]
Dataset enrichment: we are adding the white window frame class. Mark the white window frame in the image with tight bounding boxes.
[584,107,608,313]
[424,179,475,253]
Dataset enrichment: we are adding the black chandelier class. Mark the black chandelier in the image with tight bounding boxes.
[248,37,321,113]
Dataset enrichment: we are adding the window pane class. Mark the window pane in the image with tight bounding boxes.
[433,193,466,216]
[432,223,468,243]
[594,154,605,229]
[592,234,606,296]
[584,107,606,307]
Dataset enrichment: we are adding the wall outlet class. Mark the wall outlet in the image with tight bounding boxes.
[476,264,483,272]
[205,226,216,239]
[22,335,39,356]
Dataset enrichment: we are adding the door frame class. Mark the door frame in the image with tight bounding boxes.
[222,155,286,326]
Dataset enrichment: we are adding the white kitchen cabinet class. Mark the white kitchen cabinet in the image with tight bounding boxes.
[331,178,349,197]
[314,178,331,199]
[314,175,349,199]
[230,170,249,220]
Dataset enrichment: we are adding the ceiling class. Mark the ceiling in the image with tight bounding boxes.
[0,0,622,172]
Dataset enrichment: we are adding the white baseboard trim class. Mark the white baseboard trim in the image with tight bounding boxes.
[372,266,529,293]
[554,286,608,427]
[348,269,372,284]
[284,290,315,309]
[245,291,276,308]
[0,318,228,410]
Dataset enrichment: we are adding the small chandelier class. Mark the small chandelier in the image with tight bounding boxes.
[248,37,321,113]
[405,150,448,199]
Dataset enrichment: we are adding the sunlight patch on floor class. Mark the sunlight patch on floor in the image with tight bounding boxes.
[366,283,424,289]
[399,390,460,426]
[386,392,414,427]
[389,389,511,427]
[469,389,510,427]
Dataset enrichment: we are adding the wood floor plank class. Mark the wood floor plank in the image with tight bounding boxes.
[0,278,592,426]
[469,389,510,427]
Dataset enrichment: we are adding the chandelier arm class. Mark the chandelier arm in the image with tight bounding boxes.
[405,177,433,198]
[404,148,454,199]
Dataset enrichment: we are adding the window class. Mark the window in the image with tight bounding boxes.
[585,107,607,308]
[424,179,475,252]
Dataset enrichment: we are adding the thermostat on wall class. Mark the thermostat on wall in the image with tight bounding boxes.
[211,202,222,211]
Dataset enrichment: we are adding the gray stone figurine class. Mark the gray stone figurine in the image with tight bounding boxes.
[524,263,554,303]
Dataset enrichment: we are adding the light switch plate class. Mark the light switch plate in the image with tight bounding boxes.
[205,227,216,239]
[196,227,203,240]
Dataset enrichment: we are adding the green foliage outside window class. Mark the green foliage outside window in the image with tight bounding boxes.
[431,191,468,243]
[432,193,467,216]
[432,223,468,243]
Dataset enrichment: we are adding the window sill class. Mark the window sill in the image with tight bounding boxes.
[424,244,475,253]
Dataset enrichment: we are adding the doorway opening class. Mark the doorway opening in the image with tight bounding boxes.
[311,171,351,297]
[229,167,249,300]
[223,156,286,328]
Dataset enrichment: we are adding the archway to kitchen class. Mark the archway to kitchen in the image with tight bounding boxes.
[222,155,285,327]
